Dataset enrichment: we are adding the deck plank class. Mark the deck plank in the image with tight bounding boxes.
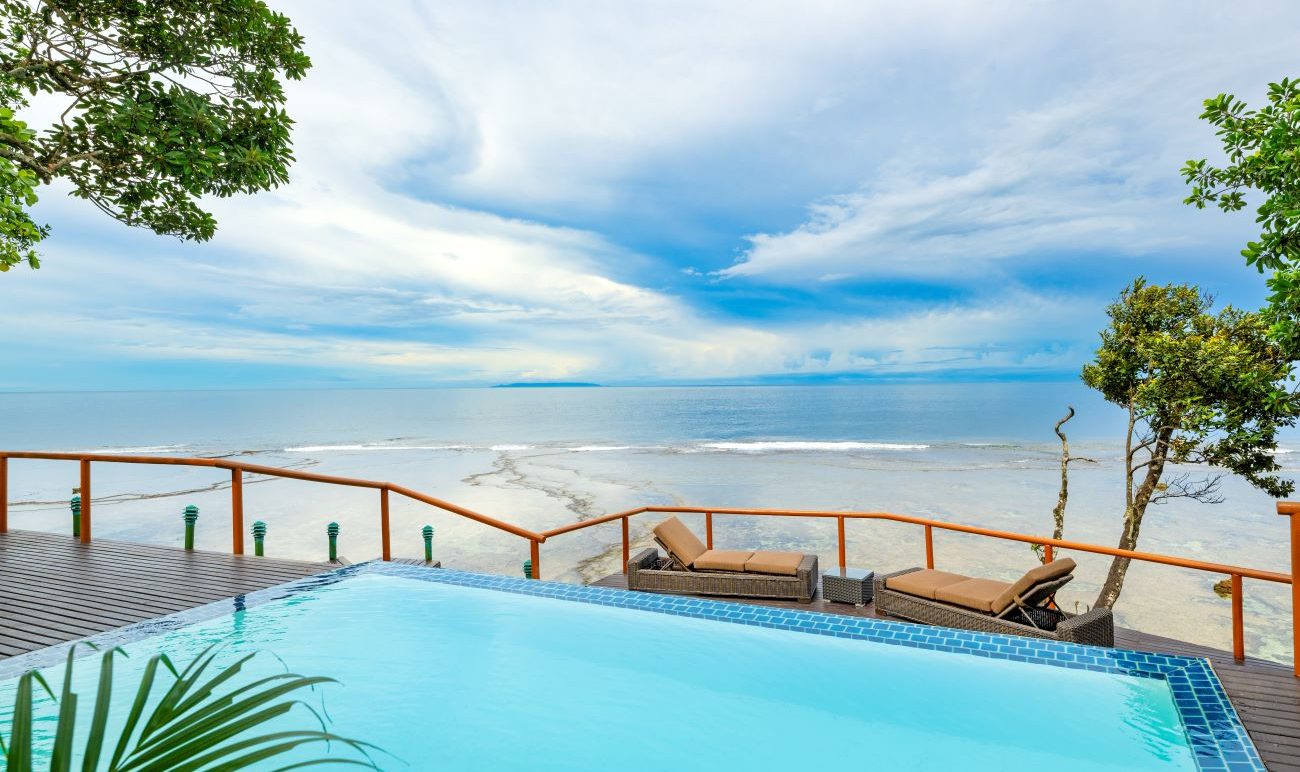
[0,529,331,660]
[593,572,1300,771]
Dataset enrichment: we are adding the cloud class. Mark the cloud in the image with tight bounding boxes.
[722,42,1296,284]
[3,1,1299,389]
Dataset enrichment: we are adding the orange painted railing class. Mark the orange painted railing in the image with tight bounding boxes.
[0,451,1296,677]
[544,505,1297,675]
[0,451,546,568]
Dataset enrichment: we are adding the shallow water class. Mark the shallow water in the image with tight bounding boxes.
[0,573,1197,770]
[0,383,1294,662]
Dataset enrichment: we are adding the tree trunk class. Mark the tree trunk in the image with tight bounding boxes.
[1095,423,1173,609]
[1050,406,1075,547]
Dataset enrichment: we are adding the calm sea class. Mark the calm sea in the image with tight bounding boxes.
[1,383,1295,661]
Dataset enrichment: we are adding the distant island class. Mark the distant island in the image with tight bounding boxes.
[492,382,602,388]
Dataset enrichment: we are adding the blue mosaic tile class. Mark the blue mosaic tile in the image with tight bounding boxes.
[0,560,1265,771]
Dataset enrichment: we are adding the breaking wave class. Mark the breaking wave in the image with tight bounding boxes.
[72,444,190,454]
[285,443,469,452]
[697,441,928,453]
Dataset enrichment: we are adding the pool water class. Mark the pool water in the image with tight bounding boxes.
[4,571,1196,770]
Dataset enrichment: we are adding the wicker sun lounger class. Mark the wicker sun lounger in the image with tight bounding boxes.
[624,517,818,603]
[874,561,1114,647]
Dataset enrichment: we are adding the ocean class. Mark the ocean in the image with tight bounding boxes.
[1,382,1294,662]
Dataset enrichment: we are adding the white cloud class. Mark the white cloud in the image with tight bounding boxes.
[4,1,1299,388]
[723,34,1300,283]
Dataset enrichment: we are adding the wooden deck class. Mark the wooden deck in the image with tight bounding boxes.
[596,572,1300,771]
[0,529,332,658]
[0,528,1294,769]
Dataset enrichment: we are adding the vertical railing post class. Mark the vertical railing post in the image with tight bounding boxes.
[1044,544,1054,563]
[621,515,630,574]
[380,486,391,561]
[1231,574,1244,663]
[1276,501,1299,678]
[837,515,846,569]
[924,524,934,569]
[529,539,541,580]
[79,459,91,543]
[705,512,713,550]
[230,468,244,555]
[0,455,8,533]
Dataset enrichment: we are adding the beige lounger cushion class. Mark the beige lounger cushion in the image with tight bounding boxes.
[934,578,1011,613]
[992,558,1076,613]
[653,517,707,566]
[693,549,753,572]
[745,550,804,576]
[885,570,969,600]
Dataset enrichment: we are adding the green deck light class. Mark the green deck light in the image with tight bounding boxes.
[252,520,267,556]
[523,559,532,579]
[327,521,340,563]
[70,493,81,539]
[182,505,199,550]
[422,524,434,563]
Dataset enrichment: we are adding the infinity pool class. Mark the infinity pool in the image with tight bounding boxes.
[0,565,1256,770]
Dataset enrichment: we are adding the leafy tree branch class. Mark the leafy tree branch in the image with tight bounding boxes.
[0,0,311,272]
[1083,279,1295,609]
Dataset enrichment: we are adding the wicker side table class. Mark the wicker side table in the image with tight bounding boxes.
[822,567,874,605]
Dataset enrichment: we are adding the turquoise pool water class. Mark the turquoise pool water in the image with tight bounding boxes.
[1,570,1198,770]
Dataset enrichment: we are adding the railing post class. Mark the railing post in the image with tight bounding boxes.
[837,515,846,569]
[230,468,244,555]
[621,515,630,574]
[79,459,91,543]
[529,539,541,580]
[924,524,934,569]
[0,455,7,533]
[1044,544,1054,563]
[1231,574,1244,663]
[1277,501,1300,678]
[183,505,198,550]
[252,520,266,556]
[422,525,434,563]
[380,486,391,561]
[327,521,340,563]
[705,512,713,550]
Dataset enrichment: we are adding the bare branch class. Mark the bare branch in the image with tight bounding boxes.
[1151,473,1226,505]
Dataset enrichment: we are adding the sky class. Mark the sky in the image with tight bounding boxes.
[3,1,1300,390]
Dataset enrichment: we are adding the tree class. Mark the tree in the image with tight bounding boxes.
[0,0,311,272]
[1182,77,1300,354]
[1035,405,1095,562]
[1082,279,1294,608]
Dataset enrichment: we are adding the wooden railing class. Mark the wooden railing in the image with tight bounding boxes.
[0,451,546,565]
[0,451,1296,677]
[541,505,1297,673]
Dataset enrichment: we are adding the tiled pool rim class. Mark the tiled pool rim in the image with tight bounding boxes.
[0,561,1264,772]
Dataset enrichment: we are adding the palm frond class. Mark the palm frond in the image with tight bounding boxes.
[0,644,379,771]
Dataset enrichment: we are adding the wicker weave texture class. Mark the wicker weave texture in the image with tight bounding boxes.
[873,568,1115,647]
[626,548,817,603]
[822,572,874,604]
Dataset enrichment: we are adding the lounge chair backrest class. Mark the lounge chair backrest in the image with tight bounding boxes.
[993,558,1076,612]
[653,517,707,567]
